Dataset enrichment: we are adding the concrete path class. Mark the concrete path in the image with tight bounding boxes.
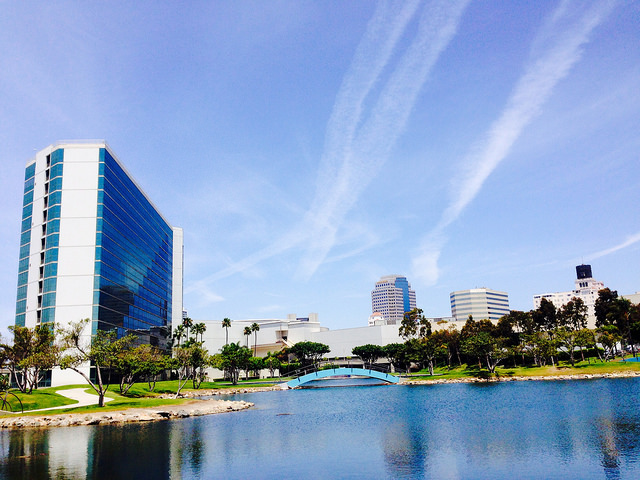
[6,388,114,414]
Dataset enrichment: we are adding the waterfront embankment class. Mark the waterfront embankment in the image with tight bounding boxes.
[0,398,253,429]
[403,370,640,385]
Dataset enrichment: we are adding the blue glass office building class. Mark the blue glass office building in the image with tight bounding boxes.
[15,142,183,386]
[371,275,417,325]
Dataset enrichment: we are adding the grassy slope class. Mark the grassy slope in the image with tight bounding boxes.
[409,358,640,381]
[0,378,280,417]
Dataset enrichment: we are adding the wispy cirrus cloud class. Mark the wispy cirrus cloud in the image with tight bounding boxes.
[588,231,640,261]
[297,0,470,279]
[412,0,615,287]
[186,0,470,300]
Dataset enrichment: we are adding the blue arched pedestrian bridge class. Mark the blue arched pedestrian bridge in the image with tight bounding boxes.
[285,367,400,389]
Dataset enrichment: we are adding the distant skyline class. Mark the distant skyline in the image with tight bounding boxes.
[1,1,639,335]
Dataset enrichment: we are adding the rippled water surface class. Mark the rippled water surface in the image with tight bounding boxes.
[1,377,640,479]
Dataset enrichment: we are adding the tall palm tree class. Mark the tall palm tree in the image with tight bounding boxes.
[243,326,252,348]
[250,323,260,357]
[182,317,194,343]
[222,318,231,346]
[173,324,186,347]
[192,322,206,343]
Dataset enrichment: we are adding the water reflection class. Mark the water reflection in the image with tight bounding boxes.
[0,378,639,479]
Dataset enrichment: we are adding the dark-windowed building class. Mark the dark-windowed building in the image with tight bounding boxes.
[15,141,183,386]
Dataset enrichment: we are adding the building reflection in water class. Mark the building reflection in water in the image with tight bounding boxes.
[48,427,89,478]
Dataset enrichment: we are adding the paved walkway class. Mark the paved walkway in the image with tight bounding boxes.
[6,388,114,414]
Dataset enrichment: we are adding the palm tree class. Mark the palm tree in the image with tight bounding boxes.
[182,317,194,343]
[173,324,186,347]
[251,323,260,357]
[243,326,252,348]
[222,318,231,345]
[192,322,206,343]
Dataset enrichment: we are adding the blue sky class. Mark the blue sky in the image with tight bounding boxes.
[1,1,639,335]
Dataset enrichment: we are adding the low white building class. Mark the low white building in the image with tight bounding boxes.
[198,312,464,373]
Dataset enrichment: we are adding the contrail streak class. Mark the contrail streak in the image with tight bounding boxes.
[412,0,615,286]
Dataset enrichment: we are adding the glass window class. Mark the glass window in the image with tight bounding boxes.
[18,257,29,273]
[50,149,64,165]
[41,308,56,323]
[25,163,36,179]
[47,204,61,220]
[19,244,30,259]
[48,190,62,206]
[44,262,58,278]
[15,299,26,315]
[44,278,57,293]
[44,248,59,264]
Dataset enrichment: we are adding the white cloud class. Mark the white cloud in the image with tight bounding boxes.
[412,0,615,286]
[588,231,640,260]
[296,0,470,279]
[190,1,470,289]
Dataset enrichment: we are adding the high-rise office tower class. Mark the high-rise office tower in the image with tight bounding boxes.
[371,275,417,325]
[450,288,510,322]
[15,141,183,386]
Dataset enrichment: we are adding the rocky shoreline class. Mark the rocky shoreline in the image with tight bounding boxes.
[403,370,640,385]
[159,385,282,398]
[0,399,253,429]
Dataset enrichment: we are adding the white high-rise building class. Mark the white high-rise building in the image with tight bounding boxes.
[533,265,604,327]
[450,288,510,322]
[371,275,416,325]
[15,141,183,386]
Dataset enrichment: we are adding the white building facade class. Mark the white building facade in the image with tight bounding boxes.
[15,142,183,386]
[533,265,604,328]
[450,288,510,322]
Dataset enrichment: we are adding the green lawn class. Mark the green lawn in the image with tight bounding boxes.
[408,358,640,381]
[0,377,283,417]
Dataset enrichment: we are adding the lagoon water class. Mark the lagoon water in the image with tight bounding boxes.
[1,377,640,479]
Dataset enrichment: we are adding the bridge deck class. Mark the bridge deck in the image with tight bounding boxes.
[285,367,400,389]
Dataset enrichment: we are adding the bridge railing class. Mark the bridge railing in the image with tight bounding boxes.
[283,362,406,381]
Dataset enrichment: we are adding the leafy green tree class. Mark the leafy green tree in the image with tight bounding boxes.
[58,319,136,407]
[533,298,558,333]
[382,343,410,373]
[575,328,596,363]
[222,318,231,346]
[509,310,535,335]
[289,341,330,367]
[555,328,579,366]
[251,322,260,356]
[597,325,621,361]
[409,335,444,375]
[595,288,619,327]
[461,331,506,373]
[595,289,632,356]
[171,342,211,394]
[1,325,58,393]
[115,344,165,395]
[399,308,431,340]
[352,344,385,368]
[629,304,640,356]
[263,351,281,378]
[216,342,252,385]
[524,332,558,367]
[246,356,264,379]
[558,298,588,331]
